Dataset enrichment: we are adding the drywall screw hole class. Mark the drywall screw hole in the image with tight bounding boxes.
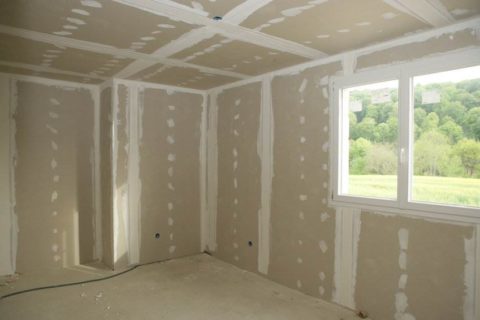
[155,233,160,239]
[212,16,223,21]
[248,241,253,247]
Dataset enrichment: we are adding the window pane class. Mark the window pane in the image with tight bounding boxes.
[341,80,399,199]
[412,66,480,208]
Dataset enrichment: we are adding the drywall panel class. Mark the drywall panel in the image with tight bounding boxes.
[0,75,14,276]
[355,212,474,320]
[14,80,96,272]
[172,0,244,17]
[171,35,308,76]
[112,84,130,269]
[215,82,262,273]
[0,65,103,84]
[442,0,480,20]
[0,0,195,54]
[0,33,133,78]
[269,61,342,299]
[129,63,238,90]
[241,0,429,55]
[356,28,480,70]
[100,87,113,269]
[138,87,203,263]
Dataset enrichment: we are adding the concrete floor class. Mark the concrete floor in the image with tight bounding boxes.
[0,254,361,320]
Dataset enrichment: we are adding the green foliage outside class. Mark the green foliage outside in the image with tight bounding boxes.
[348,79,480,206]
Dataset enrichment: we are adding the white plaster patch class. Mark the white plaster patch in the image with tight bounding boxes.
[51,159,58,169]
[299,78,308,93]
[169,245,176,254]
[235,99,241,106]
[322,142,329,152]
[168,217,174,226]
[52,211,58,216]
[167,153,176,162]
[300,155,305,162]
[319,271,326,281]
[80,0,102,8]
[300,136,306,143]
[232,148,238,158]
[299,116,306,124]
[168,167,174,177]
[233,160,238,171]
[53,175,60,183]
[296,280,302,288]
[316,34,330,39]
[337,29,350,33]
[168,202,174,211]
[299,211,305,220]
[52,244,59,252]
[233,242,239,249]
[167,119,175,128]
[52,228,58,234]
[168,105,176,110]
[158,24,175,29]
[66,17,86,25]
[51,141,58,151]
[319,286,325,296]
[71,8,90,16]
[322,87,328,98]
[168,182,175,191]
[234,114,240,120]
[167,135,175,144]
[234,255,239,261]
[319,240,328,253]
[297,257,303,264]
[233,129,239,136]
[299,195,308,201]
[282,5,314,17]
[383,12,397,20]
[398,274,408,290]
[53,255,61,262]
[320,212,330,222]
[49,111,59,119]
[356,21,371,26]
[141,36,155,41]
[51,191,58,202]
[53,31,72,36]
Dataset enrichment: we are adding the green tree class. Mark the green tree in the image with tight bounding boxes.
[349,138,372,174]
[351,117,376,141]
[439,119,464,144]
[422,112,439,132]
[464,107,480,140]
[414,130,451,176]
[455,139,480,177]
[365,144,397,175]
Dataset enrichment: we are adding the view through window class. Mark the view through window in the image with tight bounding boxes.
[412,66,480,208]
[344,80,399,199]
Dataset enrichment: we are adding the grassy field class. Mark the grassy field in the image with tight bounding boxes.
[349,175,480,207]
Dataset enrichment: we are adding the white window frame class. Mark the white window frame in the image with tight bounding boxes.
[330,49,480,223]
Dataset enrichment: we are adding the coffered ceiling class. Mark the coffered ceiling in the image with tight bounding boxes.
[0,0,478,89]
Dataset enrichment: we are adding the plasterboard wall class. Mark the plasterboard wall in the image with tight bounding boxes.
[0,75,100,273]
[207,25,480,319]
[110,80,206,269]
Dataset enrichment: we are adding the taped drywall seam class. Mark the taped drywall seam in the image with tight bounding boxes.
[200,94,209,251]
[464,231,475,320]
[0,72,98,91]
[258,76,273,275]
[111,81,120,267]
[394,228,415,320]
[115,78,205,96]
[92,86,103,261]
[209,17,480,93]
[9,78,18,274]
[474,224,480,320]
[333,207,359,309]
[127,83,141,265]
[342,53,357,76]
[206,91,218,252]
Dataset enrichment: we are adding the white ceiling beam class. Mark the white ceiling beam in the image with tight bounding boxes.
[0,60,107,81]
[0,25,248,80]
[384,0,455,27]
[113,0,326,59]
[222,0,273,25]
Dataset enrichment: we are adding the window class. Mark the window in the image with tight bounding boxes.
[331,51,480,221]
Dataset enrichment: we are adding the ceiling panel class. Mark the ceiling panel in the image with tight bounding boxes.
[171,0,244,17]
[0,33,133,77]
[171,35,309,76]
[241,0,430,55]
[0,0,197,54]
[441,0,480,20]
[129,63,238,90]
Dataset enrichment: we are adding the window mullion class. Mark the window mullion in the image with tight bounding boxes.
[398,73,412,208]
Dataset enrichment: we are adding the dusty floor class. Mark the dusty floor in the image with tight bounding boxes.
[0,254,360,320]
